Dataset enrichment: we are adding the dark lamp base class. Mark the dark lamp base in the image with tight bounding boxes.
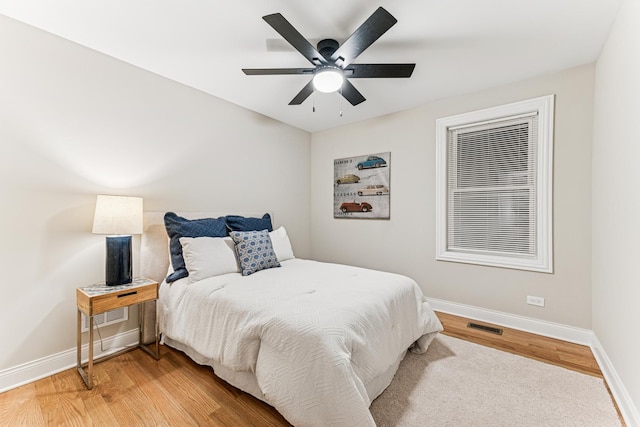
[105,236,132,286]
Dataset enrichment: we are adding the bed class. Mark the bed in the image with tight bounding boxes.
[140,212,443,426]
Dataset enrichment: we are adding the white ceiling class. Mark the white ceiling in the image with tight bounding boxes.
[0,0,622,133]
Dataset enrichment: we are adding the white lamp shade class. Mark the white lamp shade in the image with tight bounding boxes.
[92,195,143,235]
[313,69,344,93]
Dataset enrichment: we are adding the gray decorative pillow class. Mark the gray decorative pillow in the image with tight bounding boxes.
[230,229,281,276]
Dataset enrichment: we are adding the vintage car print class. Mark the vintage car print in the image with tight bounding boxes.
[335,174,361,185]
[340,202,373,213]
[356,156,387,170]
[357,184,389,196]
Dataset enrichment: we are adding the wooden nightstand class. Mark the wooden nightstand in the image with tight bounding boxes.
[76,277,159,389]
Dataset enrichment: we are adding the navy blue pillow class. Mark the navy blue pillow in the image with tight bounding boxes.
[164,212,227,283]
[226,213,273,233]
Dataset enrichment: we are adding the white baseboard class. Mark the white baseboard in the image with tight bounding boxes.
[428,297,639,427]
[0,328,139,393]
[591,335,640,427]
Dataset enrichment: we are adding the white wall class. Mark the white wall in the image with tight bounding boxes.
[592,0,640,416]
[311,64,594,328]
[0,15,310,371]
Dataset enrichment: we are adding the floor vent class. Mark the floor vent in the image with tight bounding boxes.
[467,322,503,335]
[81,307,129,332]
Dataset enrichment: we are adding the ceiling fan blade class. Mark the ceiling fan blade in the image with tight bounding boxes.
[263,13,327,66]
[289,80,315,105]
[341,80,366,106]
[346,63,415,78]
[243,68,315,75]
[330,7,397,67]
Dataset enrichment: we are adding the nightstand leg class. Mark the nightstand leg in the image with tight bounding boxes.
[138,303,143,348]
[138,302,160,360]
[77,310,93,389]
[76,309,82,374]
[87,315,94,389]
[154,305,159,357]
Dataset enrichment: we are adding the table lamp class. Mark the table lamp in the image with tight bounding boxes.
[92,195,143,286]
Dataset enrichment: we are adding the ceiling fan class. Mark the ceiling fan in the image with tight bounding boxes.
[242,7,415,106]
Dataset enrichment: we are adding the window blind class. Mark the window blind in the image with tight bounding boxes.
[447,114,538,257]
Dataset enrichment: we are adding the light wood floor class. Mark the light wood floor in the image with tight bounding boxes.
[0,311,621,426]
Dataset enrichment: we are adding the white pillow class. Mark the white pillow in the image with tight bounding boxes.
[179,236,240,283]
[269,226,295,262]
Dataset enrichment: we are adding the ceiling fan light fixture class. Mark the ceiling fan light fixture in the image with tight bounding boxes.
[313,68,344,93]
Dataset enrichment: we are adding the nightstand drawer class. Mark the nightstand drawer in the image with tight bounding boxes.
[91,285,157,314]
[77,278,159,316]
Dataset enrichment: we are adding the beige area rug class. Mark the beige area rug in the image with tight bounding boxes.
[370,334,621,427]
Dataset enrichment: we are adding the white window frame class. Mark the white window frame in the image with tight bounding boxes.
[435,95,554,273]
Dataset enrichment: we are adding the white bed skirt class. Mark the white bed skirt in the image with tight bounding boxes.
[162,333,439,408]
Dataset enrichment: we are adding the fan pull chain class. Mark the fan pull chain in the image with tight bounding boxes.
[339,87,343,117]
[312,91,316,113]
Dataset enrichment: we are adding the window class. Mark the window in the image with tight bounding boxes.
[435,95,554,272]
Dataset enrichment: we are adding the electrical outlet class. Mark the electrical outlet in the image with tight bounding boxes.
[526,295,545,307]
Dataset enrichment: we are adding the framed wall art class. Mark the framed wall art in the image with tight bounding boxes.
[334,152,390,219]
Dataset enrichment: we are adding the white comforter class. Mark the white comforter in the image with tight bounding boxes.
[159,259,442,426]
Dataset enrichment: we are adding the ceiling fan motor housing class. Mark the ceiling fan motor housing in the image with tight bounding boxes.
[317,39,339,59]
